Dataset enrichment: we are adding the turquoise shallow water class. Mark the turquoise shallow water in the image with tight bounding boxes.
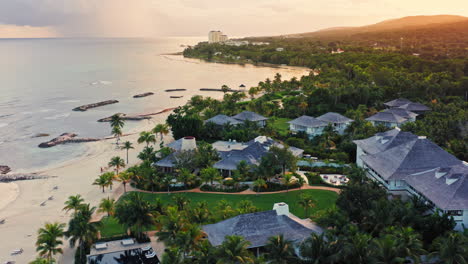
[0,38,309,171]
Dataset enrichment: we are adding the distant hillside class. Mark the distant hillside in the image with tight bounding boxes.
[289,15,468,38]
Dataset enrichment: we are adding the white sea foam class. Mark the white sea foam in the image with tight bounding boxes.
[44,113,71,120]
[39,109,54,113]
[60,99,81,104]
[0,123,8,128]
[90,80,112,85]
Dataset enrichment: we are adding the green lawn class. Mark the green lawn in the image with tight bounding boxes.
[99,189,337,238]
[270,117,291,137]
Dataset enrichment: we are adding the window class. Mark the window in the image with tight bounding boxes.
[446,210,463,216]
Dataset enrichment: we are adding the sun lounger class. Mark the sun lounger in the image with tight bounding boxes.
[10,249,23,255]
[145,252,156,258]
[40,201,46,206]
[0,219,5,224]
[48,196,54,200]
[141,245,152,251]
[53,186,58,190]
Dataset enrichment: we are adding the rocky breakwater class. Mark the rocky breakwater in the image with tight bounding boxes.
[133,92,154,98]
[98,113,151,122]
[0,165,11,174]
[0,173,55,182]
[38,133,100,148]
[73,100,119,111]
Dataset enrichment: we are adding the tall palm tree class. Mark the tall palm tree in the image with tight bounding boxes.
[108,156,125,175]
[120,141,134,164]
[175,224,205,257]
[103,171,116,191]
[299,233,334,264]
[152,123,170,142]
[63,194,84,214]
[264,235,297,264]
[281,174,294,192]
[216,235,254,264]
[298,194,316,217]
[172,194,190,211]
[93,173,110,193]
[98,197,115,217]
[200,167,221,186]
[137,131,156,147]
[117,171,133,193]
[371,235,405,264]
[29,257,54,264]
[36,222,65,261]
[161,247,185,264]
[111,126,122,143]
[387,227,426,264]
[429,232,467,264]
[253,178,267,195]
[110,114,125,143]
[65,204,100,262]
[177,168,195,189]
[157,206,187,247]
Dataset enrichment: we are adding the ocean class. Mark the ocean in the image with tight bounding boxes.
[0,38,309,171]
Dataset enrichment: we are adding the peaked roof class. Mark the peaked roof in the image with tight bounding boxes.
[382,108,418,120]
[384,98,413,108]
[405,163,468,210]
[398,102,431,112]
[206,114,242,126]
[288,115,328,128]
[354,128,418,155]
[316,112,354,124]
[361,137,462,180]
[202,210,322,248]
[232,111,268,122]
[365,111,408,123]
[213,142,268,171]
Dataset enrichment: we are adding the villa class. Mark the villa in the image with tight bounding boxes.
[232,111,269,127]
[86,238,159,264]
[213,136,304,176]
[154,136,197,173]
[205,114,242,126]
[288,112,353,138]
[354,128,468,230]
[366,98,430,128]
[202,203,322,255]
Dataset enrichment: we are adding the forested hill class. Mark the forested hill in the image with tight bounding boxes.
[249,15,468,59]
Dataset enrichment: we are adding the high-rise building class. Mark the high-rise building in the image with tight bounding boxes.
[208,31,228,43]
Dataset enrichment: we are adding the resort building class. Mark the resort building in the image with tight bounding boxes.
[213,136,303,176]
[208,31,228,43]
[367,98,429,128]
[154,136,197,173]
[87,238,159,264]
[365,111,410,128]
[288,112,353,138]
[205,114,242,127]
[203,203,322,255]
[354,128,468,230]
[232,111,269,127]
[384,98,431,115]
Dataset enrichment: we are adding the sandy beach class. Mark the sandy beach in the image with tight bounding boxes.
[0,111,173,264]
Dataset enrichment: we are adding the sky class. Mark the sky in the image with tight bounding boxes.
[0,0,467,38]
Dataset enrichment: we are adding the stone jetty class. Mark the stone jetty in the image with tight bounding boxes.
[0,173,55,182]
[98,113,151,122]
[0,166,11,174]
[200,88,241,92]
[133,92,154,98]
[73,100,119,111]
[165,89,187,92]
[38,133,100,148]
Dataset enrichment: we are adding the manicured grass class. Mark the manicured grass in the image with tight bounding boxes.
[270,117,291,137]
[99,189,338,238]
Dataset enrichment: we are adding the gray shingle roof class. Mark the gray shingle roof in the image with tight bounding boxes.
[398,102,431,112]
[365,111,408,123]
[384,98,413,108]
[316,112,353,124]
[354,128,418,155]
[361,138,462,180]
[154,153,177,168]
[213,142,268,171]
[405,163,468,210]
[232,111,268,122]
[206,114,242,126]
[382,108,418,120]
[288,115,328,128]
[202,210,322,248]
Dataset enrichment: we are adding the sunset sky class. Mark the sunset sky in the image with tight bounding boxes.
[0,0,467,38]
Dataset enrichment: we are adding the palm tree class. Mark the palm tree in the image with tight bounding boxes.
[117,171,133,193]
[36,222,65,261]
[387,227,426,264]
[152,123,170,142]
[177,168,195,189]
[265,235,297,264]
[157,206,187,246]
[175,224,205,257]
[200,167,221,186]
[172,194,190,211]
[298,194,316,217]
[120,141,134,164]
[110,114,125,130]
[429,232,467,264]
[371,235,405,264]
[93,173,110,193]
[98,197,115,217]
[281,174,294,192]
[161,247,185,264]
[137,131,156,147]
[216,235,254,264]
[29,257,54,264]
[253,178,267,195]
[114,192,154,240]
[104,171,116,191]
[299,233,334,264]
[108,156,125,175]
[111,126,122,143]
[221,84,230,94]
[63,194,84,214]
[65,204,100,262]
[297,176,306,192]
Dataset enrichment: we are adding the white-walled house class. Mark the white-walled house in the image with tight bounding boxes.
[288,113,353,138]
[354,128,468,230]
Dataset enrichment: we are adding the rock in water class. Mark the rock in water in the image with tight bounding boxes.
[97,113,151,122]
[72,100,119,112]
[32,133,50,138]
[133,92,154,98]
[0,165,11,174]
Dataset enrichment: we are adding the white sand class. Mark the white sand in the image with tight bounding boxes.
[0,112,172,264]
